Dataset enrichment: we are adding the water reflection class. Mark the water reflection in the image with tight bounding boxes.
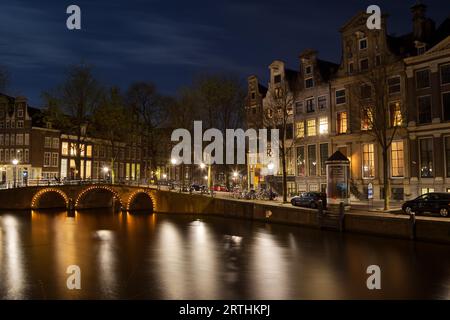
[0,210,449,299]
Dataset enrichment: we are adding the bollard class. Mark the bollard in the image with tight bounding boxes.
[409,212,416,240]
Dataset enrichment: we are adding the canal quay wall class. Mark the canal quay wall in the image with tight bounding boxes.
[154,190,450,244]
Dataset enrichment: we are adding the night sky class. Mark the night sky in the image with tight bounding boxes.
[0,0,449,105]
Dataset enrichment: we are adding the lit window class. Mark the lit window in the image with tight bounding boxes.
[337,112,348,134]
[362,143,375,178]
[361,109,373,130]
[61,142,69,156]
[307,119,316,136]
[390,102,402,127]
[391,141,404,177]
[296,121,304,138]
[296,146,305,176]
[319,117,328,135]
[86,145,92,157]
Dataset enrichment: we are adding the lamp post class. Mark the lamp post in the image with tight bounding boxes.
[102,166,109,183]
[12,158,19,188]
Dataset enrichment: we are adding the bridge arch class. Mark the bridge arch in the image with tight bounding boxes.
[75,185,124,210]
[31,188,70,209]
[126,189,155,212]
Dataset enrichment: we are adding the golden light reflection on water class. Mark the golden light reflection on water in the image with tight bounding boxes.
[1,215,25,299]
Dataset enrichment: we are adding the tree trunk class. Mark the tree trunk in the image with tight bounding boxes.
[281,142,288,203]
[382,149,390,211]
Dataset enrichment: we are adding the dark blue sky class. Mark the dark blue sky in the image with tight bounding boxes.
[1,0,449,105]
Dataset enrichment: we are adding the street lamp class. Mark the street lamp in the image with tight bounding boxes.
[12,158,19,188]
[267,162,274,171]
[102,166,109,182]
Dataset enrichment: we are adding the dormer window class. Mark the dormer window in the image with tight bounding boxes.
[359,38,368,50]
[305,65,312,75]
[305,78,314,89]
[417,44,426,55]
[274,74,282,83]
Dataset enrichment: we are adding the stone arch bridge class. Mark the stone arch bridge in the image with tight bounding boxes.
[0,184,162,212]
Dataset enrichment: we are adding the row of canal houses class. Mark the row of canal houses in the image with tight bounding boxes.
[245,3,450,201]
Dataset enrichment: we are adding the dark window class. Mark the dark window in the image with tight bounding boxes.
[446,136,450,178]
[359,38,368,50]
[305,66,312,75]
[360,84,371,99]
[308,145,317,176]
[443,92,450,121]
[420,138,434,178]
[318,96,327,110]
[251,92,255,99]
[441,64,450,85]
[305,78,314,88]
[418,96,432,124]
[320,143,328,176]
[348,62,354,74]
[274,74,281,83]
[306,98,315,113]
[416,69,430,89]
[336,89,346,104]
[296,146,305,176]
[388,76,401,94]
[360,59,369,71]
[391,188,404,201]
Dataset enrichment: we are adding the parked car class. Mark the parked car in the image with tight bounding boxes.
[291,192,327,209]
[402,193,450,217]
[190,184,206,192]
[213,185,228,192]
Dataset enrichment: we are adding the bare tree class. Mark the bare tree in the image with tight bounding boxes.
[43,64,103,179]
[263,80,295,203]
[352,63,405,210]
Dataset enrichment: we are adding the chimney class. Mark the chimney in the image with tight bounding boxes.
[411,2,435,41]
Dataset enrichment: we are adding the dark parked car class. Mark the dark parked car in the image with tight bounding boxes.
[190,184,206,192]
[402,193,450,217]
[291,192,327,209]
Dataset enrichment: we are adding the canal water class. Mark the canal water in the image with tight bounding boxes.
[0,210,449,299]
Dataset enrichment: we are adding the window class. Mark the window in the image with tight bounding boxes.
[6,120,10,129]
[4,149,9,162]
[86,145,92,157]
[308,145,317,176]
[360,84,371,99]
[0,121,3,129]
[251,92,255,99]
[361,109,373,130]
[443,92,450,121]
[10,134,15,146]
[0,134,3,145]
[295,121,304,138]
[5,134,9,146]
[306,98,315,113]
[24,149,29,163]
[360,59,369,71]
[335,89,346,105]
[391,141,404,177]
[44,137,52,148]
[297,146,305,176]
[61,142,69,156]
[0,149,3,162]
[320,143,328,176]
[10,121,14,129]
[305,78,314,89]
[86,160,92,179]
[24,134,29,145]
[44,152,51,167]
[274,74,281,83]
[441,64,450,85]
[443,136,450,179]
[416,69,430,89]
[362,143,375,178]
[295,101,303,114]
[51,153,59,167]
[16,134,23,145]
[359,38,368,50]
[16,149,23,162]
[419,138,433,178]
[307,119,316,136]
[348,62,354,74]
[305,65,312,75]
[421,188,435,195]
[388,76,401,94]
[390,102,402,127]
[418,96,432,124]
[319,117,328,135]
[52,138,59,149]
[417,45,426,55]
[337,112,348,134]
[71,143,77,156]
[318,96,327,110]
[17,121,24,128]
